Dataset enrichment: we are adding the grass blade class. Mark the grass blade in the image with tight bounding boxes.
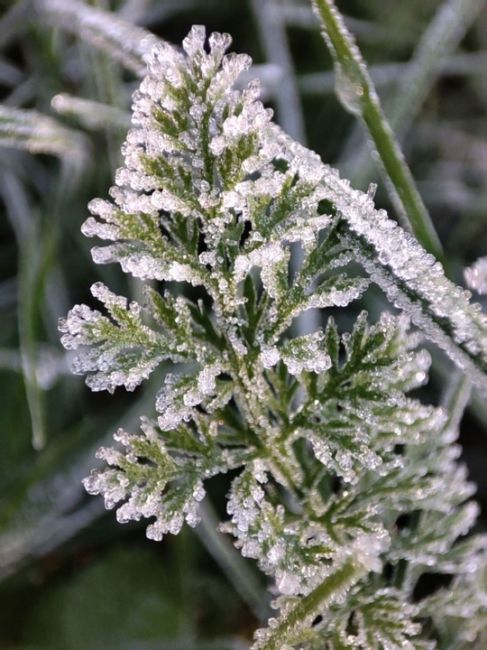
[38,0,161,76]
[250,0,306,143]
[311,0,443,260]
[51,94,131,131]
[0,104,87,171]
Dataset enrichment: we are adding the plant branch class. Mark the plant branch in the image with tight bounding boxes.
[257,556,366,650]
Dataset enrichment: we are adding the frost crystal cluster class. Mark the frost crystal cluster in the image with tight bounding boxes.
[61,27,487,649]
[465,256,487,296]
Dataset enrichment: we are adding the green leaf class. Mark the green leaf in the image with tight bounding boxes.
[59,283,193,392]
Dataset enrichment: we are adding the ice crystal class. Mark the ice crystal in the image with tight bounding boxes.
[62,25,487,650]
[279,332,332,375]
[273,131,487,392]
[465,256,487,296]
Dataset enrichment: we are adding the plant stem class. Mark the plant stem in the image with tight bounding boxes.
[259,556,365,650]
[312,0,444,262]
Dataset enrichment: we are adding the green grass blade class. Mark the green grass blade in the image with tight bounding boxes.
[311,0,444,261]
[38,0,161,76]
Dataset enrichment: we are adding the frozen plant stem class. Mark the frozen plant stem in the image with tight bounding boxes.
[311,0,444,261]
[257,556,366,650]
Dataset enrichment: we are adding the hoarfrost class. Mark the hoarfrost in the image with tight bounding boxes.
[465,256,487,295]
[280,332,331,375]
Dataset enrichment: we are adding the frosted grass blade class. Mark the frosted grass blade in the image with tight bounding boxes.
[51,94,131,131]
[37,0,161,76]
[311,0,443,260]
[250,0,306,143]
[0,104,87,171]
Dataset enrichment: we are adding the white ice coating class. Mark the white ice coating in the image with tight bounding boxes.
[350,531,390,574]
[259,345,280,369]
[83,421,207,541]
[156,363,225,431]
[279,332,331,376]
[235,243,287,288]
[59,282,185,392]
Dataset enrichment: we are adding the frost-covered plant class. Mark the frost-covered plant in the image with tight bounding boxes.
[60,27,487,649]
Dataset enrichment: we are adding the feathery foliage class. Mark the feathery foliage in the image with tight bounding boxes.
[59,26,487,648]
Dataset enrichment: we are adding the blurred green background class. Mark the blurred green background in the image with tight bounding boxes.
[0,0,486,648]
